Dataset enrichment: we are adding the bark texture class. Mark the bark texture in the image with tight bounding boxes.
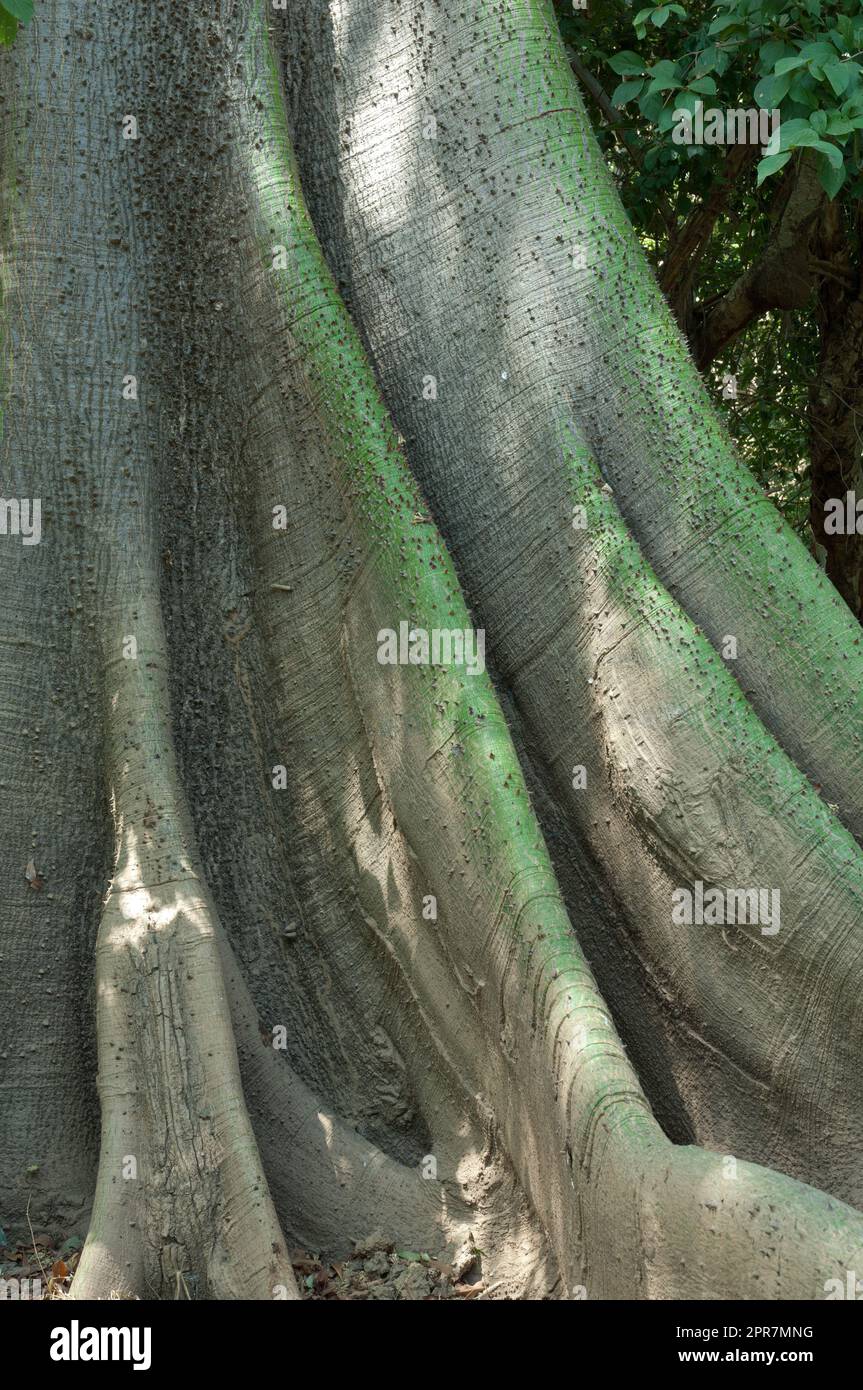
[282,0,863,1199]
[0,0,861,1301]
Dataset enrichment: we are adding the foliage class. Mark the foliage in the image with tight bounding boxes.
[558,1,863,197]
[0,0,33,47]
[554,0,860,542]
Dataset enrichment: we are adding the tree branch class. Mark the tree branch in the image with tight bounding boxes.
[693,151,825,369]
[660,143,755,327]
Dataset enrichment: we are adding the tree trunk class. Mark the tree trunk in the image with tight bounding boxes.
[282,0,863,1204]
[808,201,863,622]
[0,0,862,1300]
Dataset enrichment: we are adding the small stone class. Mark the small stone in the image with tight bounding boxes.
[394,1262,432,1300]
[366,1281,397,1300]
[363,1250,390,1278]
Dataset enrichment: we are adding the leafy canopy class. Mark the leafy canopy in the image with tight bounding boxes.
[558,0,863,200]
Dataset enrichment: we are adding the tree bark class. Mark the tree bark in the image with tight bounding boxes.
[0,0,862,1301]
[807,202,863,621]
[282,0,863,1201]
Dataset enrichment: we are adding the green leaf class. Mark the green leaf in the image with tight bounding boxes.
[608,50,646,76]
[633,7,655,25]
[694,45,719,76]
[778,118,822,150]
[826,113,862,137]
[0,8,17,44]
[648,59,679,79]
[760,40,790,68]
[688,76,717,95]
[812,138,844,169]
[652,6,671,27]
[708,14,742,34]
[611,79,644,106]
[1,0,32,20]
[809,110,828,135]
[775,55,807,76]
[646,75,682,94]
[638,91,664,121]
[789,70,820,108]
[823,59,852,97]
[756,150,792,185]
[754,72,791,108]
[837,15,855,45]
[798,41,836,63]
[669,91,701,120]
[816,149,846,197]
[777,117,816,141]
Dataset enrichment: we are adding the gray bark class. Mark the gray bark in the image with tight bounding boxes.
[0,0,861,1300]
[282,0,863,1203]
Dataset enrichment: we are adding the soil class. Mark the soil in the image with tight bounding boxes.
[0,1227,488,1301]
[292,1231,488,1301]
